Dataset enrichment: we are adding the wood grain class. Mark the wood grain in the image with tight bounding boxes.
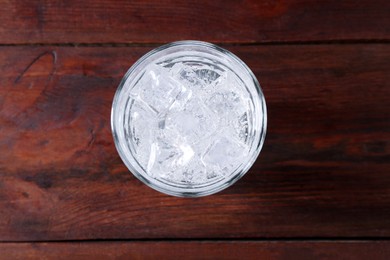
[1,241,390,260]
[0,0,389,44]
[0,45,389,241]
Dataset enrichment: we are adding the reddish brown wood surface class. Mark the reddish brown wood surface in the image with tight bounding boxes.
[1,241,390,260]
[0,0,389,44]
[0,45,389,241]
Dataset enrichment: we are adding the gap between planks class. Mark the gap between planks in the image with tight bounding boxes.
[2,237,390,244]
[0,39,390,48]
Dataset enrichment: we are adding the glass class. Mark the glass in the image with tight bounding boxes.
[111,41,267,197]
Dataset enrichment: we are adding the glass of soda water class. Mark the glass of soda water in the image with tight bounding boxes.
[111,41,267,197]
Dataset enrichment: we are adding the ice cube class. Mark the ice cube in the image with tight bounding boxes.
[165,98,218,142]
[148,138,180,175]
[202,136,247,174]
[169,62,223,88]
[170,63,201,86]
[134,64,183,113]
[182,159,208,184]
[206,90,247,115]
[205,76,250,144]
[127,99,157,168]
[235,112,249,143]
[147,137,195,179]
[195,68,221,85]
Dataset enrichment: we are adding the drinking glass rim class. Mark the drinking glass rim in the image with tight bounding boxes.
[111,40,267,197]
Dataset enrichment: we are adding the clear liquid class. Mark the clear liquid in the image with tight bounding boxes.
[125,58,253,185]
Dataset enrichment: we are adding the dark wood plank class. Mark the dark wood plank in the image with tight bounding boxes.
[1,241,390,260]
[0,45,389,241]
[0,0,389,44]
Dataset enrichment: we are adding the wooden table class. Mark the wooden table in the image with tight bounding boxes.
[1,1,389,259]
